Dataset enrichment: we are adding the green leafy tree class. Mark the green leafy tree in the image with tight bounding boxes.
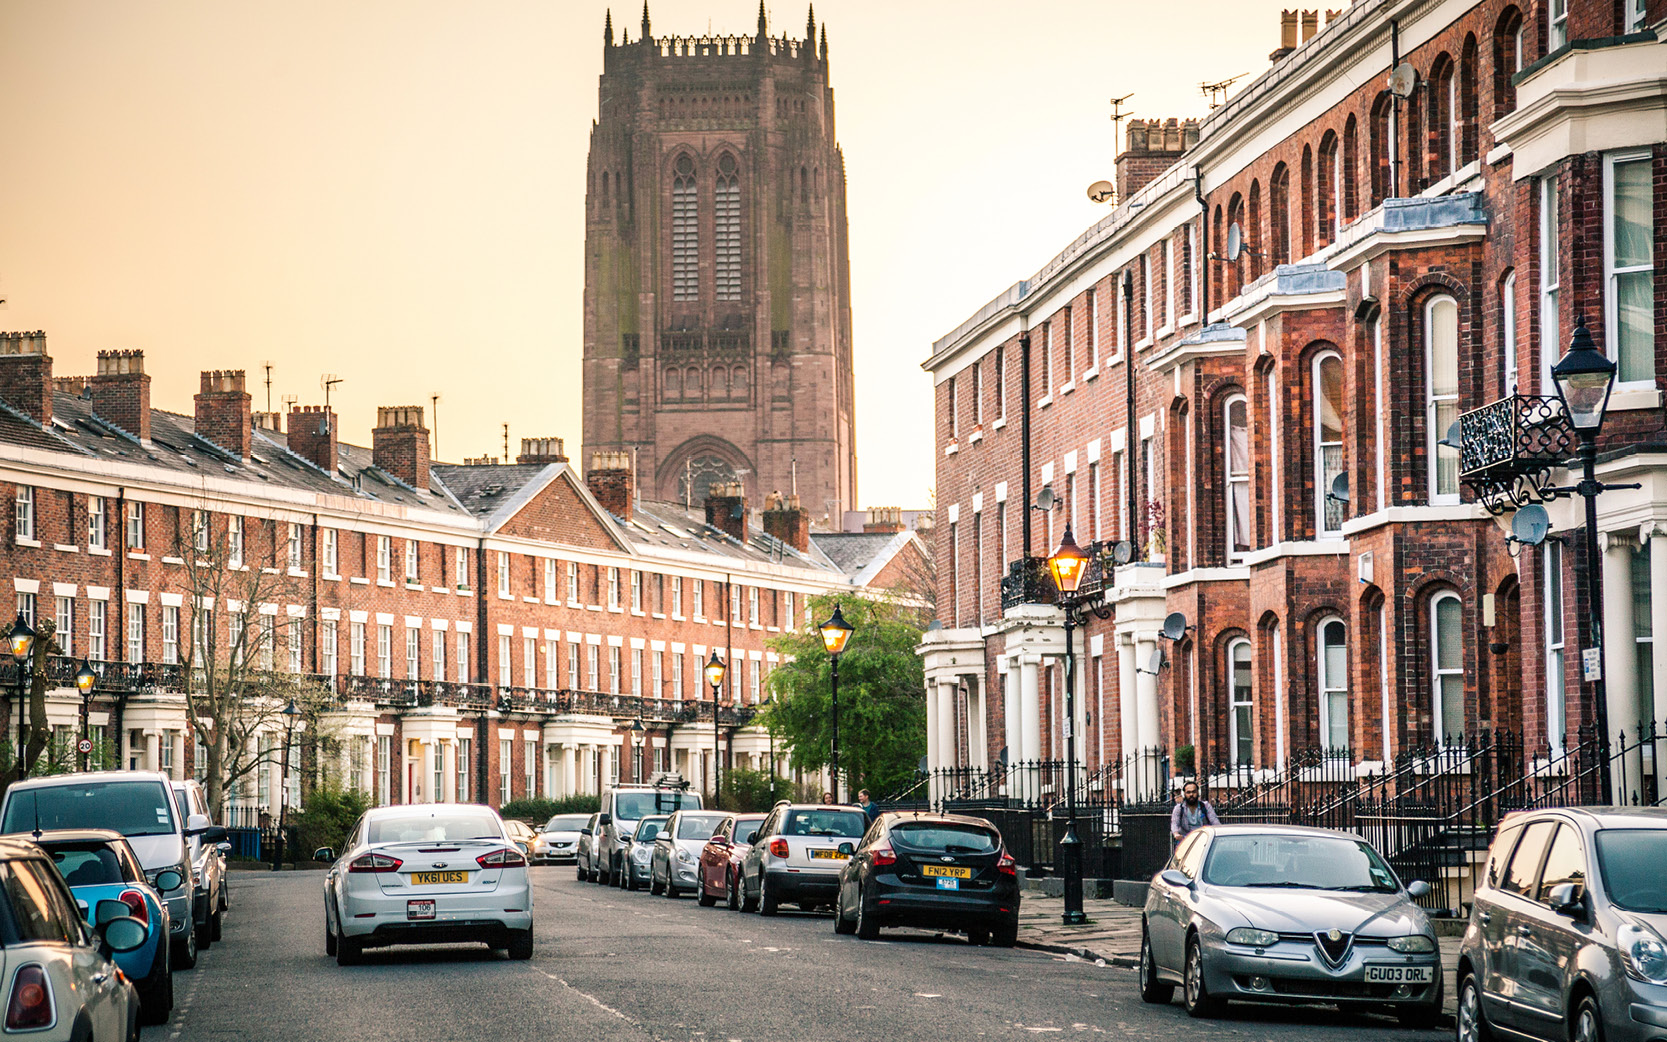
[292,785,374,860]
[763,593,926,799]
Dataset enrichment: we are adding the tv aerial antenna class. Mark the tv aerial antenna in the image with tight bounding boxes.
[1108,92,1134,136]
[1199,73,1247,109]
[320,374,343,412]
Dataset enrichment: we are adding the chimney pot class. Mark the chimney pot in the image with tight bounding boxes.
[586,450,634,521]
[762,489,810,552]
[0,331,53,426]
[517,437,570,465]
[286,404,339,472]
[371,405,430,488]
[89,349,153,440]
[704,481,748,543]
[193,368,252,459]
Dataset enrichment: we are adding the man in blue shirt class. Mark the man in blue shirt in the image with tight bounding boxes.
[1169,782,1220,843]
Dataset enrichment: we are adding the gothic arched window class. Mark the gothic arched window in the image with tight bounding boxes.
[672,155,698,302]
[715,154,742,301]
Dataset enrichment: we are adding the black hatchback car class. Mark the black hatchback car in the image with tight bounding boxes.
[832,811,1019,945]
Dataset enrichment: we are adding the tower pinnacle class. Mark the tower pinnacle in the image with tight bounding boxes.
[806,5,815,42]
[604,8,613,46]
[757,1,767,39]
[640,2,650,42]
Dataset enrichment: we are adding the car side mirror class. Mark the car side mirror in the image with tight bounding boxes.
[94,898,131,926]
[185,813,211,834]
[837,842,854,856]
[746,831,759,845]
[1159,869,1192,888]
[580,828,591,836]
[597,813,612,826]
[1547,882,1585,917]
[153,869,183,893]
[216,842,232,855]
[201,825,228,844]
[313,848,336,863]
[98,916,148,954]
[1406,880,1431,899]
[710,834,728,845]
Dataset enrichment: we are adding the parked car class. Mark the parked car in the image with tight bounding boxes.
[575,812,603,882]
[621,815,669,891]
[1455,806,1667,1042]
[1140,823,1440,1025]
[31,829,178,1025]
[317,803,532,964]
[172,779,229,947]
[651,810,730,898]
[503,819,541,860]
[738,802,869,915]
[699,813,766,909]
[597,776,702,886]
[0,835,147,1041]
[540,814,589,864]
[833,811,1019,945]
[0,770,218,971]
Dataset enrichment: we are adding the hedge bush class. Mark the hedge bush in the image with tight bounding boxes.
[499,794,598,825]
[294,786,375,858]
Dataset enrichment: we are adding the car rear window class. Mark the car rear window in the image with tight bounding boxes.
[782,810,867,838]
[614,791,700,820]
[676,814,728,839]
[43,844,126,887]
[366,812,503,845]
[1596,829,1667,912]
[891,823,999,854]
[3,781,177,837]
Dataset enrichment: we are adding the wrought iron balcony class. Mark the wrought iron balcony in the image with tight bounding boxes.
[999,540,1117,612]
[1458,394,1577,514]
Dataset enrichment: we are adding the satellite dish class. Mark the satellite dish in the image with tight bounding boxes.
[1438,421,1463,451]
[1034,486,1056,512]
[1329,472,1349,505]
[1511,504,1552,547]
[1148,648,1165,674]
[1113,540,1133,565]
[1087,180,1116,204]
[917,755,930,774]
[998,746,1009,766]
[1225,222,1244,262]
[1162,611,1191,641]
[1388,62,1417,99]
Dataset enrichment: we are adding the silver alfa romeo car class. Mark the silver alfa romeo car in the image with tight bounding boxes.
[1140,823,1441,1025]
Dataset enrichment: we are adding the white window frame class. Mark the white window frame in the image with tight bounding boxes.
[1502,273,1518,395]
[1317,617,1349,752]
[87,496,106,550]
[498,634,512,688]
[1086,287,1098,367]
[1426,294,1461,504]
[192,510,209,554]
[407,627,421,681]
[377,624,392,679]
[567,560,579,602]
[1228,638,1253,767]
[1448,68,1461,175]
[405,539,419,583]
[608,646,621,694]
[1224,394,1250,563]
[226,515,242,566]
[320,622,336,676]
[433,631,446,683]
[163,606,179,665]
[1545,541,1566,752]
[287,523,302,570]
[1431,592,1465,744]
[692,578,703,618]
[1539,177,1560,393]
[376,535,391,583]
[631,570,642,612]
[607,567,620,609]
[349,621,366,676]
[456,632,469,683]
[587,644,599,690]
[125,500,144,549]
[322,528,338,575]
[55,597,73,655]
[1313,351,1345,538]
[671,575,683,616]
[972,360,983,425]
[523,636,536,689]
[88,600,106,661]
[15,485,34,542]
[1549,0,1567,50]
[1626,0,1646,32]
[543,558,557,602]
[1372,317,1386,512]
[567,641,579,689]
[126,603,144,663]
[1605,151,1655,387]
[497,552,511,598]
[631,647,643,696]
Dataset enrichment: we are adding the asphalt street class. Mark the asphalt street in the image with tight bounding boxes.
[168,868,1454,1041]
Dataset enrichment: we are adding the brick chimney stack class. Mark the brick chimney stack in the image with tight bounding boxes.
[517,437,570,466]
[586,451,633,521]
[705,482,749,544]
[0,332,52,426]
[371,406,431,489]
[90,350,151,441]
[762,492,810,552]
[194,370,252,459]
[287,405,339,473]
[1115,118,1200,202]
[863,506,907,534]
[1270,9,1299,61]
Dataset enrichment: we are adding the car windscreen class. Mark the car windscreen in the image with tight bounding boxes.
[634,819,666,843]
[614,791,699,820]
[782,809,868,838]
[1596,829,1667,912]
[890,822,999,855]
[677,814,728,839]
[1201,833,1399,892]
[43,844,127,887]
[544,815,590,832]
[365,812,503,845]
[3,782,177,837]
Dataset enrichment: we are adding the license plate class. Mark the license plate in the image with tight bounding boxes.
[407,899,436,920]
[935,877,960,890]
[809,849,849,860]
[920,865,972,879]
[1365,965,1434,984]
[409,871,469,886]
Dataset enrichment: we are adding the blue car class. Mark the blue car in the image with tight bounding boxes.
[33,828,177,1026]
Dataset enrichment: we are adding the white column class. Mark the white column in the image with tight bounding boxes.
[1650,528,1667,795]
[1118,635,1139,758]
[924,681,940,775]
[1135,638,1161,763]
[937,681,958,772]
[561,745,576,797]
[1002,658,1019,767]
[145,732,160,773]
[1019,658,1042,762]
[970,675,989,770]
[1603,533,1639,803]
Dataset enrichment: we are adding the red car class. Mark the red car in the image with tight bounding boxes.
[697,813,767,909]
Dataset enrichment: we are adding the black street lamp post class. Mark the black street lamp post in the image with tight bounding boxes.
[760,696,775,799]
[273,699,303,870]
[6,615,36,779]
[74,660,97,771]
[1047,524,1089,927]
[704,652,726,806]
[629,717,645,782]
[818,605,855,803]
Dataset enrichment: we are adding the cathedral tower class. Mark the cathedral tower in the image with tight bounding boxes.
[581,4,857,521]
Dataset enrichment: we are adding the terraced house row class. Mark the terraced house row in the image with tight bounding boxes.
[0,341,927,819]
[921,0,1667,810]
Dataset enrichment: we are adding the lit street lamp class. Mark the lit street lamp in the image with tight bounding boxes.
[629,717,646,782]
[818,605,855,803]
[704,651,726,806]
[274,699,303,870]
[74,659,97,771]
[1047,523,1088,927]
[7,615,36,780]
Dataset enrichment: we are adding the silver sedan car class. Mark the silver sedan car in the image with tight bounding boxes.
[1141,824,1440,1025]
[652,810,731,898]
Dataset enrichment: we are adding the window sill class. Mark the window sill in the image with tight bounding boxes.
[1082,366,1100,382]
[1156,324,1174,340]
[1135,337,1154,352]
[567,600,583,609]
[671,614,685,622]
[54,544,80,553]
[163,556,184,566]
[584,605,604,612]
[407,582,425,591]
[428,585,449,593]
[523,596,539,603]
[1610,386,1661,412]
[968,429,984,445]
[89,547,112,557]
[378,579,396,588]
[991,417,1008,431]
[652,613,667,620]
[350,577,371,586]
[1059,381,1076,395]
[632,609,647,617]
[1037,395,1053,409]
[608,606,624,614]
[14,538,40,549]
[128,552,151,562]
[262,567,280,575]
[944,443,959,456]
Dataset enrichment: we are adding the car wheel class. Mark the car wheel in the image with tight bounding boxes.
[1140,928,1175,1004]
[649,870,664,896]
[990,921,1017,947]
[834,890,856,935]
[325,911,338,956]
[1183,935,1220,1018]
[665,875,679,899]
[137,960,173,1025]
[854,886,879,940]
[740,874,759,913]
[210,906,224,942]
[1456,973,1492,1042]
[506,929,534,960]
[336,935,362,966]
[966,927,989,945]
[727,872,741,911]
[172,923,198,970]
[759,874,780,916]
[698,878,718,907]
[576,863,587,882]
[195,914,213,949]
[1573,994,1604,1042]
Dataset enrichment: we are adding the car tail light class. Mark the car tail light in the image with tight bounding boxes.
[347,853,404,874]
[118,889,149,927]
[871,846,896,868]
[476,847,527,869]
[768,838,790,859]
[998,851,1017,877]
[5,965,51,1030]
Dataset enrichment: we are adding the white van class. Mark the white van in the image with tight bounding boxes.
[593,774,701,887]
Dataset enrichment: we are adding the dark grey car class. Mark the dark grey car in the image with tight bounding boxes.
[1456,806,1667,1042]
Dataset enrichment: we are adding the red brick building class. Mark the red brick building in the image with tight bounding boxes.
[922,0,1667,805]
[581,5,858,524]
[0,345,925,819]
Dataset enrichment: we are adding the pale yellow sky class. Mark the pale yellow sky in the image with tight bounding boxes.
[0,0,1290,508]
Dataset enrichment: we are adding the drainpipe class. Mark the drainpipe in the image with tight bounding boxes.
[1195,170,1210,325]
[1123,271,1138,548]
[1020,326,1033,556]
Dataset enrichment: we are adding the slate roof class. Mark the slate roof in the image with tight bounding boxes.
[809,532,899,575]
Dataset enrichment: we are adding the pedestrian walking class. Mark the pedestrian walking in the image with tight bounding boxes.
[857,789,880,824]
[1169,782,1220,844]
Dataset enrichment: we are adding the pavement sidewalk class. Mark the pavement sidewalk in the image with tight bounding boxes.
[1015,892,1462,1017]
